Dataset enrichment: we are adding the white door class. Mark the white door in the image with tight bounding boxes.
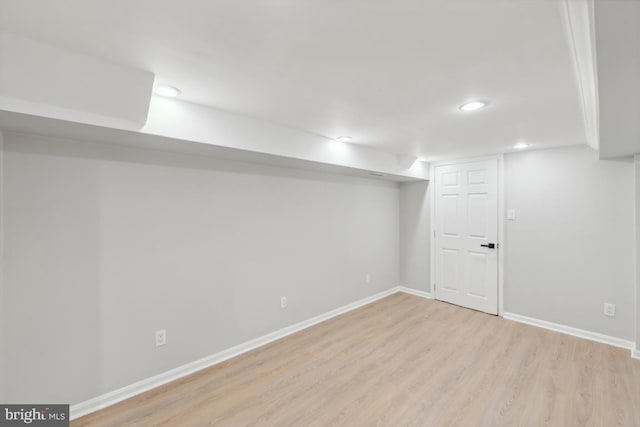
[434,159,498,314]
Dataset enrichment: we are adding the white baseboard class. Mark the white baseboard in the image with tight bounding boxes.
[632,348,640,360]
[397,286,433,299]
[70,286,400,420]
[503,312,635,351]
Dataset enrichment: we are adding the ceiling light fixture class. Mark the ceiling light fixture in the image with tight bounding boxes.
[514,142,529,150]
[458,101,488,112]
[155,85,181,98]
[335,136,353,142]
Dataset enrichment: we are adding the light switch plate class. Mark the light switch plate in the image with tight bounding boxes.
[507,209,516,220]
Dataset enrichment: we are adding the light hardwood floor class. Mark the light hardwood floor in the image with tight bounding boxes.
[73,293,640,426]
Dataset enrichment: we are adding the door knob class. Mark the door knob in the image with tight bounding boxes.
[480,243,496,249]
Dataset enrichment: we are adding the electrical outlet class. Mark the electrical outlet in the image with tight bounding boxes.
[603,303,616,317]
[281,296,287,309]
[155,329,167,347]
[365,273,371,284]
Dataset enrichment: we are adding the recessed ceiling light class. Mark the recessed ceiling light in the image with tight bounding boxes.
[514,142,529,150]
[335,136,353,142]
[458,101,488,112]
[155,85,181,98]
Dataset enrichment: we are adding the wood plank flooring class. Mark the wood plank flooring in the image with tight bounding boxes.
[73,293,640,426]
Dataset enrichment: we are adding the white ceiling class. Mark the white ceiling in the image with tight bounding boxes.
[0,0,587,161]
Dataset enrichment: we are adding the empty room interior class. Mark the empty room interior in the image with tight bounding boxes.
[1,0,640,425]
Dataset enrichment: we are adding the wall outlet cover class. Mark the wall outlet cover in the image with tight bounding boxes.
[603,303,616,317]
[155,329,167,347]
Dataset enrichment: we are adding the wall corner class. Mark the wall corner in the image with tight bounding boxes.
[0,131,4,401]
[634,154,640,351]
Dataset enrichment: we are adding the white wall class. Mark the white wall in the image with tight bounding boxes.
[399,182,431,293]
[594,0,640,158]
[504,145,635,340]
[5,133,634,408]
[1,133,400,405]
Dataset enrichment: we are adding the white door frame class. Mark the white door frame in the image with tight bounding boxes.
[429,154,505,316]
